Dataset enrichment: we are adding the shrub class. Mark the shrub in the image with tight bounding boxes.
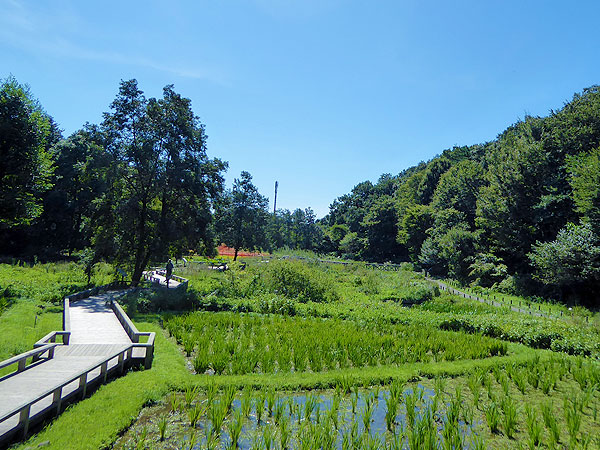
[263,260,338,303]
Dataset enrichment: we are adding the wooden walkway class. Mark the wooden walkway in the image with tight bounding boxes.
[0,291,154,446]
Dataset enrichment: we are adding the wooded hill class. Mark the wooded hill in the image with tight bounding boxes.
[320,86,600,305]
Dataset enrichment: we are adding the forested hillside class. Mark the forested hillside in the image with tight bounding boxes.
[320,87,600,305]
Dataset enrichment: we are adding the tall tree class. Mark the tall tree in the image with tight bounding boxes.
[0,76,55,229]
[96,80,226,284]
[216,171,269,260]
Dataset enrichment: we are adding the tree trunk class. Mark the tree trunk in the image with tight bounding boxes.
[234,247,238,261]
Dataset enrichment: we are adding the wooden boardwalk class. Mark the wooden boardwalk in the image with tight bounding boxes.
[0,291,153,446]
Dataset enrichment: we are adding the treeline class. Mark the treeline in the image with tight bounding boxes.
[2,75,599,303]
[0,76,323,282]
[318,87,600,305]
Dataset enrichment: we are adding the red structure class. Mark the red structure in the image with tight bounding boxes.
[217,245,263,258]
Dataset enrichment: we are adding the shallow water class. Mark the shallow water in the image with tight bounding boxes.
[171,385,480,449]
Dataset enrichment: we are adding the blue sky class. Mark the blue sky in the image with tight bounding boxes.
[2,0,599,217]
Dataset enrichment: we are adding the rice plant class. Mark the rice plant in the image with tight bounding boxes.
[184,384,200,408]
[187,403,204,428]
[467,371,482,408]
[226,409,243,449]
[485,401,500,434]
[525,404,542,447]
[501,395,518,439]
[541,400,560,444]
[157,414,168,441]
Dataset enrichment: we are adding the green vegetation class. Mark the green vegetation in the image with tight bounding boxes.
[4,259,600,449]
[0,261,113,360]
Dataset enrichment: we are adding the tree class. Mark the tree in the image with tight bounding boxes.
[567,147,600,232]
[96,80,226,284]
[216,171,269,260]
[0,76,55,228]
[529,222,600,304]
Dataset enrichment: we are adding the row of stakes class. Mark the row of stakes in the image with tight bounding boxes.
[436,279,590,323]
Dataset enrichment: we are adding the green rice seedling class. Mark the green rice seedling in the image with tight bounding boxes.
[274,399,285,424]
[470,432,486,450]
[446,394,461,426]
[169,392,181,413]
[468,372,482,408]
[279,414,291,450]
[206,380,218,407]
[314,403,321,424]
[209,400,228,437]
[212,350,229,374]
[157,414,168,441]
[183,338,194,357]
[224,385,236,413]
[226,409,243,449]
[500,373,510,397]
[304,393,318,421]
[241,387,252,418]
[184,384,200,408]
[187,403,204,428]
[182,432,197,450]
[525,404,542,447]
[528,368,540,390]
[485,401,500,434]
[462,401,474,425]
[362,432,382,450]
[513,371,527,395]
[385,396,398,433]
[205,431,219,450]
[362,401,374,432]
[351,391,358,415]
[492,366,502,383]
[541,400,560,443]
[441,413,461,450]
[434,376,445,397]
[501,395,518,439]
[255,397,264,424]
[405,390,418,428]
[390,379,404,403]
[193,350,209,374]
[134,426,148,450]
[266,388,276,416]
[541,374,553,394]
[564,396,582,446]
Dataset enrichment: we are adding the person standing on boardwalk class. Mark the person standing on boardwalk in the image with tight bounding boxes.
[166,259,174,287]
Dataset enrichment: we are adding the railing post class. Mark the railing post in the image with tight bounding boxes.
[118,352,125,373]
[145,345,154,370]
[18,359,26,373]
[19,405,31,437]
[53,387,63,415]
[79,373,88,399]
[101,361,108,383]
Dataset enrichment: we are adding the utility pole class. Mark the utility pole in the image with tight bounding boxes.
[273,181,278,215]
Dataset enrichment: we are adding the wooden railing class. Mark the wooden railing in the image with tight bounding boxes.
[0,346,133,439]
[110,300,155,369]
[0,344,59,375]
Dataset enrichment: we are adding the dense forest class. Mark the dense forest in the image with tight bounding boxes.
[1,76,599,304]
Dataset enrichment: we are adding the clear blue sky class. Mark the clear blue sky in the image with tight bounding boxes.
[2,0,599,217]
